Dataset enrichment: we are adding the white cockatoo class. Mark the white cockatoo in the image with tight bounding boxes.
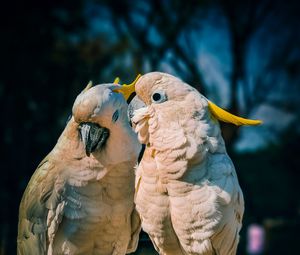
[18,79,142,255]
[131,72,262,255]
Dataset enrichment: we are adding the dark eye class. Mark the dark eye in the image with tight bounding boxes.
[152,93,161,101]
[151,90,167,104]
[112,110,119,122]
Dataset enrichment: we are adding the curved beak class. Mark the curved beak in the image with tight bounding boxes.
[79,123,110,156]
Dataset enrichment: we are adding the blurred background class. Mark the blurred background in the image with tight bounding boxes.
[1,0,300,254]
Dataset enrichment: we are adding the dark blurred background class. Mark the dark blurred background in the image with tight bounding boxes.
[1,0,300,254]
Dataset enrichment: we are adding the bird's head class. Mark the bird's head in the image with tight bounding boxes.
[72,80,134,157]
[131,72,207,143]
[130,72,262,145]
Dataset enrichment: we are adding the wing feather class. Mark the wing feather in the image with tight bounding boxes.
[126,208,141,253]
[17,154,65,255]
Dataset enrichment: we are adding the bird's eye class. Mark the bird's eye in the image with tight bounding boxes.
[152,93,161,101]
[151,90,167,104]
[112,109,119,122]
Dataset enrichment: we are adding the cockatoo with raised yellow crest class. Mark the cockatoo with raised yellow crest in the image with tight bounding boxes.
[17,78,142,255]
[129,72,262,255]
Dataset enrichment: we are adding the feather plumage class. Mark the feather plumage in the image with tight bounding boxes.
[133,72,245,255]
[18,84,141,255]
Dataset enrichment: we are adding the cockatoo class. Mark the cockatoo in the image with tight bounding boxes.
[17,79,142,255]
[131,72,262,255]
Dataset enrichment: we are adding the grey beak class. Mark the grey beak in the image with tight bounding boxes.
[128,95,146,122]
[79,123,110,156]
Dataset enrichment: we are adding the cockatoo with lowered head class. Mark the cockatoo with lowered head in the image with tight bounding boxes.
[17,78,141,255]
[131,72,262,255]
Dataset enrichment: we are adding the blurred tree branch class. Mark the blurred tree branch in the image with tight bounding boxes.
[100,0,207,92]
[218,0,276,145]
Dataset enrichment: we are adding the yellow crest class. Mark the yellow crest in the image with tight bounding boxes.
[208,100,262,126]
[113,74,141,100]
[82,80,93,92]
[113,77,120,84]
